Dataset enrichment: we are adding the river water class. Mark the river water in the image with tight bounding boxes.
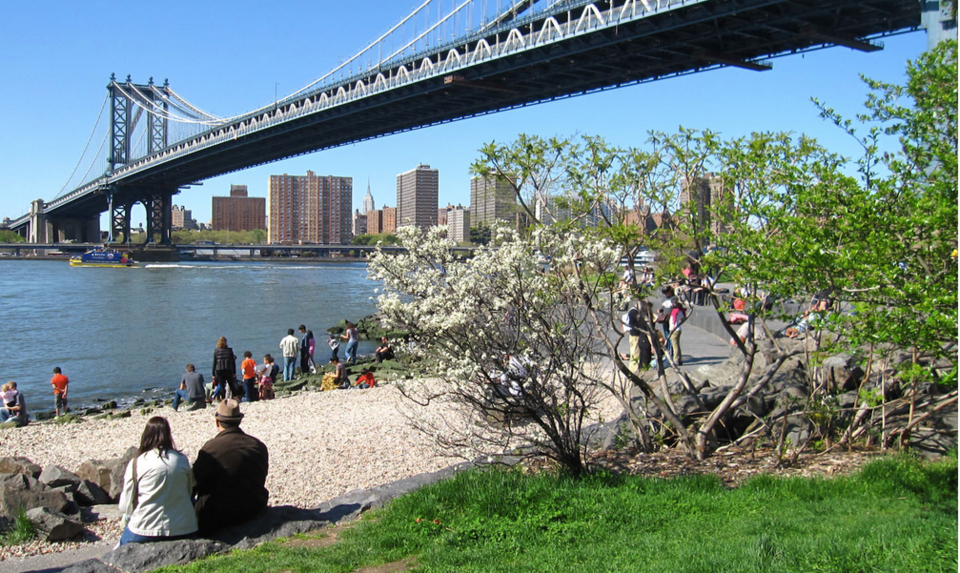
[0,260,380,410]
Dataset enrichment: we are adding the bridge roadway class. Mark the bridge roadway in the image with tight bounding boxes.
[8,0,920,235]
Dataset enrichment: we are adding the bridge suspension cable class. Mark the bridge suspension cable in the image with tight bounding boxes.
[55,94,109,198]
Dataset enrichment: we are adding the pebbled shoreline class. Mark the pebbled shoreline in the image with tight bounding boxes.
[0,384,463,561]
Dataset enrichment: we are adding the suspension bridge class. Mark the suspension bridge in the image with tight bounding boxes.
[4,0,934,244]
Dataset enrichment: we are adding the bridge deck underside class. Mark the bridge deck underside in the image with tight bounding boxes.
[38,0,918,222]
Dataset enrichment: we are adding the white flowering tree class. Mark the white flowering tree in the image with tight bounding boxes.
[368,224,622,476]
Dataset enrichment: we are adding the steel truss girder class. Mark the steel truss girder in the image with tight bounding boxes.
[110,197,132,244]
[146,192,173,245]
[109,77,169,171]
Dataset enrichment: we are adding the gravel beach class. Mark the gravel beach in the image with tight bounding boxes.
[0,384,463,561]
[0,376,624,564]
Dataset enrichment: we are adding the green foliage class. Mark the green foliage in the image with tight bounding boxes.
[469,225,491,246]
[1,507,37,546]
[159,456,956,573]
[0,230,25,243]
[351,233,400,246]
[168,229,268,244]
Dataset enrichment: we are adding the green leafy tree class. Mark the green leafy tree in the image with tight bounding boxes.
[0,230,25,243]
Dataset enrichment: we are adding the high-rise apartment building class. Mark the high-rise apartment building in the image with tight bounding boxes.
[212,185,266,232]
[353,209,367,237]
[447,207,470,243]
[171,205,198,230]
[396,164,438,230]
[535,192,612,227]
[437,203,462,226]
[268,171,353,244]
[680,173,730,236]
[470,175,520,228]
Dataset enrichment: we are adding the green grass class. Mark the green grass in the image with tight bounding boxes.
[158,455,957,573]
[1,508,37,546]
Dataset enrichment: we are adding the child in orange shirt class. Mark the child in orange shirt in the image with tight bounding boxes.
[241,351,258,402]
[354,368,377,389]
[51,366,69,417]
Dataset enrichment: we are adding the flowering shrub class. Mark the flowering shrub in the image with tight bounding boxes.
[369,224,620,475]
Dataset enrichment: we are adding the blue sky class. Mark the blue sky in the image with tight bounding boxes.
[0,1,929,227]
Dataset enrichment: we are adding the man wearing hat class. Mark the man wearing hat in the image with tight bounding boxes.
[192,399,269,535]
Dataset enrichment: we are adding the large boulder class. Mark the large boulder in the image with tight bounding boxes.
[25,506,85,541]
[100,539,228,573]
[39,465,83,491]
[75,479,112,506]
[0,456,42,478]
[80,503,122,524]
[0,473,72,516]
[76,447,138,501]
[821,353,864,393]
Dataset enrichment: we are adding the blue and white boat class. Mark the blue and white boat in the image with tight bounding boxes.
[69,248,137,267]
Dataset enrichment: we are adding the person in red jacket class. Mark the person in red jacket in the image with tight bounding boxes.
[354,368,377,389]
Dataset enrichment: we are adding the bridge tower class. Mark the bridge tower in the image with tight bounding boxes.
[105,75,175,245]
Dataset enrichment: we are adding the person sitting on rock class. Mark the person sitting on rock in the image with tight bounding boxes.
[375,337,395,363]
[0,381,28,425]
[172,364,206,411]
[192,400,269,535]
[330,357,349,389]
[118,417,198,545]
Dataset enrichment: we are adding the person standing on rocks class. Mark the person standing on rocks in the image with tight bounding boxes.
[340,321,360,365]
[212,337,238,400]
[192,399,269,535]
[298,325,313,376]
[279,329,299,381]
[51,367,69,417]
[118,416,198,545]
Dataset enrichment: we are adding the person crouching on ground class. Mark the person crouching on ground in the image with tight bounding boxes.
[172,364,206,411]
[192,399,269,535]
[352,368,376,389]
[118,417,198,545]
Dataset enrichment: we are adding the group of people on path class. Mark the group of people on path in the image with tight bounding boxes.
[118,399,269,544]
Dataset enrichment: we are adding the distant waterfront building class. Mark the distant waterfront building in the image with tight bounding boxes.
[362,182,376,214]
[212,185,266,233]
[680,172,730,236]
[535,191,612,227]
[470,174,523,229]
[171,205,198,230]
[396,164,438,230]
[365,206,397,235]
[447,206,470,243]
[437,203,461,226]
[268,171,353,244]
[353,209,367,237]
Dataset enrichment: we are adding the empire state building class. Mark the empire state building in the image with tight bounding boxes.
[362,182,375,214]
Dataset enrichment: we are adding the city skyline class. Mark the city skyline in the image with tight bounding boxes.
[0,2,930,230]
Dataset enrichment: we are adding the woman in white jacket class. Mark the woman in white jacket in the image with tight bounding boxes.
[118,417,198,545]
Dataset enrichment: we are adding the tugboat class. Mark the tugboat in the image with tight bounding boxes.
[69,248,137,267]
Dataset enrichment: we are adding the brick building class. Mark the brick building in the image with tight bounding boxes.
[268,172,353,244]
[212,185,266,232]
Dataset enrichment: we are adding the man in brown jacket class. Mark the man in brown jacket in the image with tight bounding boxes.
[193,399,269,535]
